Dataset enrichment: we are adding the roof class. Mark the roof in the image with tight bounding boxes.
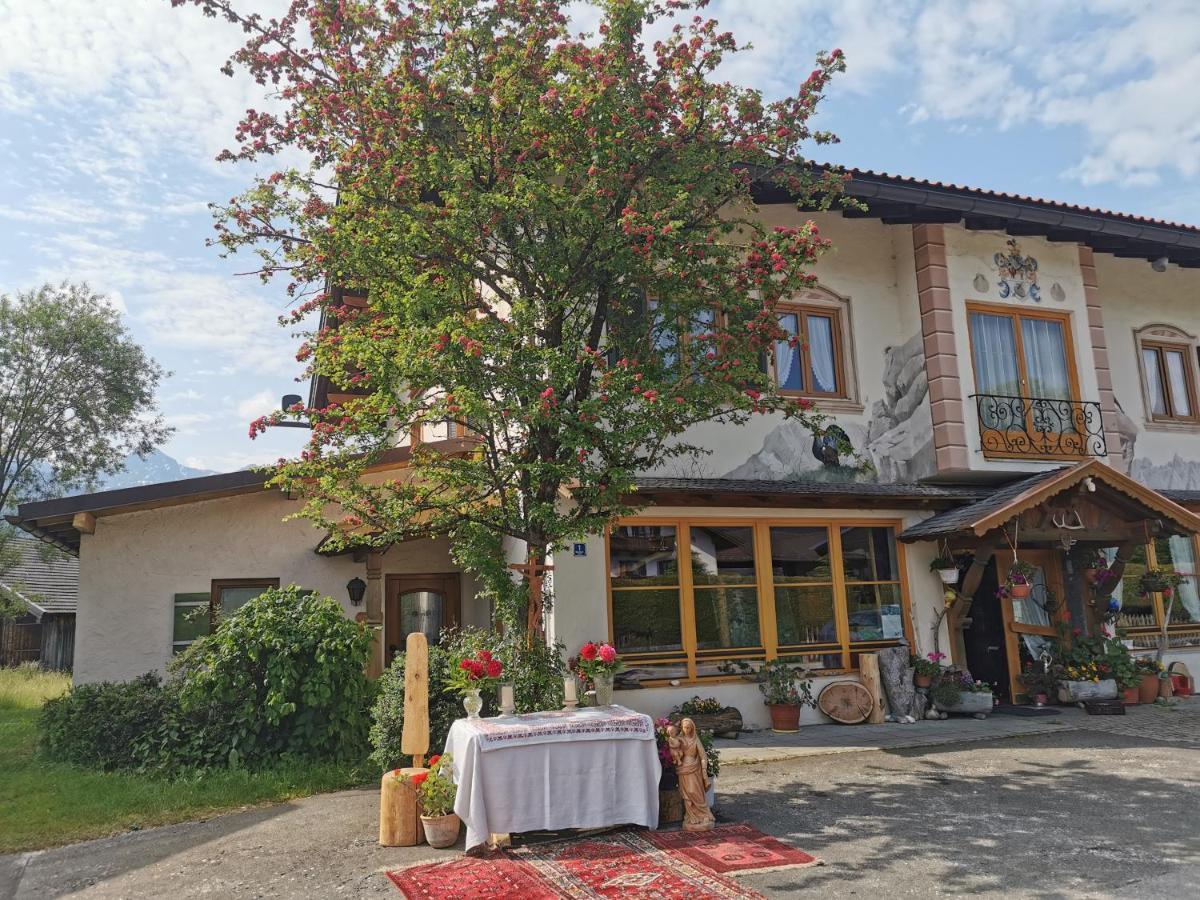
[1,533,78,617]
[632,477,989,509]
[750,167,1200,270]
[8,439,475,555]
[899,460,1200,542]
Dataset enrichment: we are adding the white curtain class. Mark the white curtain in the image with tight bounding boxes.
[1015,564,1054,659]
[1165,350,1193,416]
[970,313,1021,395]
[1168,535,1200,625]
[775,313,802,390]
[807,315,838,392]
[1143,349,1168,415]
[1021,317,1071,400]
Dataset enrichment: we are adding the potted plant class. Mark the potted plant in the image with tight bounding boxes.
[929,555,960,586]
[1019,663,1057,706]
[1134,656,1163,704]
[1139,567,1186,596]
[406,754,461,849]
[1056,661,1118,702]
[1004,560,1037,600]
[574,641,625,705]
[669,695,743,739]
[1079,548,1107,586]
[932,671,994,715]
[654,718,722,825]
[446,648,504,718]
[911,652,945,689]
[722,659,815,732]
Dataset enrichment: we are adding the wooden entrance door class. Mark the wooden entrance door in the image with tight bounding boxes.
[384,574,460,666]
[994,549,1065,702]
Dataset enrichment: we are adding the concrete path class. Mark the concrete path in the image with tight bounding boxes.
[4,699,1198,899]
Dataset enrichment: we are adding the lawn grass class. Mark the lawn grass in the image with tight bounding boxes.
[0,668,373,853]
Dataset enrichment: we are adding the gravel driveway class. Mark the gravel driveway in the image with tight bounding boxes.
[5,710,1199,899]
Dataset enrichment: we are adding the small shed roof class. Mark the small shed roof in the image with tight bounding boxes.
[899,460,1200,542]
[1,533,79,616]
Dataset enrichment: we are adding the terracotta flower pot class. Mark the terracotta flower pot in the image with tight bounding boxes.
[1009,582,1032,599]
[1138,673,1160,704]
[914,673,932,688]
[420,813,461,849]
[1121,686,1139,705]
[1034,693,1049,707]
[767,702,801,732]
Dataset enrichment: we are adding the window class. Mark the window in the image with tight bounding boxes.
[773,304,845,398]
[1102,538,1200,649]
[967,304,1087,456]
[171,578,279,653]
[607,519,910,683]
[1135,325,1200,424]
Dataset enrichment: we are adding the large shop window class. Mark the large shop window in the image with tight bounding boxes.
[1101,537,1200,648]
[608,520,910,683]
[171,578,280,653]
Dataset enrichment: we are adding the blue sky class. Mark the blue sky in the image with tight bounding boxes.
[2,0,1199,472]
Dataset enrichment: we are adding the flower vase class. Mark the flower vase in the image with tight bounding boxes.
[594,672,615,706]
[463,688,483,719]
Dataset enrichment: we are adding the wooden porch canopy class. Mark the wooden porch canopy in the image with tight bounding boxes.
[898,459,1200,544]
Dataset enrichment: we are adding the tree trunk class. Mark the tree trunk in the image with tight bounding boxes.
[878,645,926,721]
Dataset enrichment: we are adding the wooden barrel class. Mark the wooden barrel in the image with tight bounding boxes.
[379,768,427,847]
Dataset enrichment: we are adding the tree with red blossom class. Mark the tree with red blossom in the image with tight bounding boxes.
[175,0,858,642]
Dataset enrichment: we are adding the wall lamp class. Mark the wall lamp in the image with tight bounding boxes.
[346,576,367,607]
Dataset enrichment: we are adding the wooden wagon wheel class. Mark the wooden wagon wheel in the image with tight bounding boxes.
[818,680,874,724]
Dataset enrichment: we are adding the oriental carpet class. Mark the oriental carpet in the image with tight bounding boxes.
[387,824,822,899]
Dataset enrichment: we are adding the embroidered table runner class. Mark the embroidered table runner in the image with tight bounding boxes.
[463,705,653,751]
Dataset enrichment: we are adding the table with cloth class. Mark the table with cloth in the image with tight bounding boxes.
[443,705,661,851]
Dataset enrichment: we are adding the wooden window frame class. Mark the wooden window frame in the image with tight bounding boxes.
[771,303,849,400]
[210,578,280,628]
[1138,338,1200,425]
[965,302,1085,459]
[605,517,912,686]
[1116,535,1200,644]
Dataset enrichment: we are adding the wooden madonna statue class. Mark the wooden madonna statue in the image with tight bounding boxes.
[672,718,715,832]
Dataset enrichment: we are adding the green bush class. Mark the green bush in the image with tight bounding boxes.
[172,586,374,765]
[369,627,565,772]
[41,674,174,769]
[40,586,374,772]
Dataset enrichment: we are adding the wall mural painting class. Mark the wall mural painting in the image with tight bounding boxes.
[993,238,1040,301]
[724,332,935,485]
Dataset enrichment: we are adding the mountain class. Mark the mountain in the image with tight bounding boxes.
[99,449,216,490]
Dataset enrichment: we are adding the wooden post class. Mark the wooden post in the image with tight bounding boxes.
[949,538,998,668]
[401,633,430,768]
[381,632,432,848]
[365,551,384,679]
[859,652,886,723]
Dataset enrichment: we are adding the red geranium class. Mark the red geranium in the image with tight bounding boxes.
[428,754,440,767]
[409,771,428,787]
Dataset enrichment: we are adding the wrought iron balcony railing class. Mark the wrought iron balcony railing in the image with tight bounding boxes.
[971,394,1107,459]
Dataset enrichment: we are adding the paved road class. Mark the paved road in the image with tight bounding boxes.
[5,709,1199,898]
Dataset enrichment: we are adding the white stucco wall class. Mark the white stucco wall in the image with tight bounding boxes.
[74,488,484,684]
[550,504,944,728]
[649,210,934,483]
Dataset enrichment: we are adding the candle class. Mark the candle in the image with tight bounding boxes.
[499,683,515,714]
[563,676,578,705]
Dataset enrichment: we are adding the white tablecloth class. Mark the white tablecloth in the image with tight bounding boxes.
[444,706,661,851]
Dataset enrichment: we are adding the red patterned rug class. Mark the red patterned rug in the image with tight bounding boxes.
[645,823,823,875]
[387,825,821,898]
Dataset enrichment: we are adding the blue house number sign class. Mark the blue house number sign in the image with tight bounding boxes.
[572,543,587,557]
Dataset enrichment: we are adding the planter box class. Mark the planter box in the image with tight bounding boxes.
[1058,679,1117,703]
[935,691,994,716]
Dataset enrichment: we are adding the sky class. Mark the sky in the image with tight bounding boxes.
[2,0,1200,473]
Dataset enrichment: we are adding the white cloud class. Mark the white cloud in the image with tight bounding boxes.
[237,389,277,422]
